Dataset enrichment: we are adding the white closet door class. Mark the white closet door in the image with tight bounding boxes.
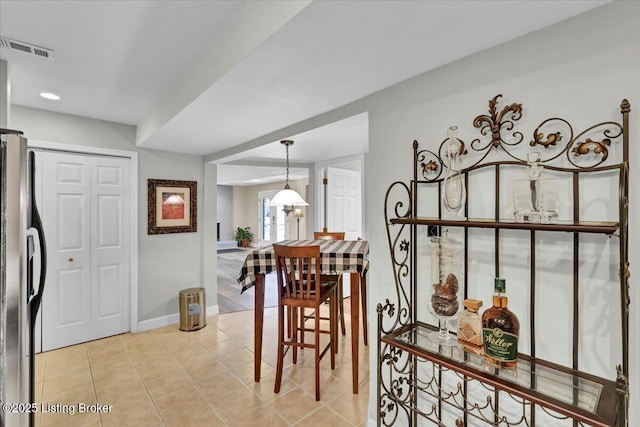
[91,156,130,340]
[41,152,93,350]
[39,151,131,351]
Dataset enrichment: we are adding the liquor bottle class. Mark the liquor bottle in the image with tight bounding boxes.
[513,152,558,223]
[482,278,520,369]
[457,299,483,355]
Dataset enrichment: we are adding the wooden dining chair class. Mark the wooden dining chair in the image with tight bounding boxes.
[273,244,338,401]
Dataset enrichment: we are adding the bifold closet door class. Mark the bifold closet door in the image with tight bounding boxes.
[39,151,130,351]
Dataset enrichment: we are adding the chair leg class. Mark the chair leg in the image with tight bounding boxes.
[338,277,346,336]
[299,307,305,350]
[361,274,368,346]
[314,308,321,401]
[292,306,298,364]
[274,304,285,393]
[330,292,336,369]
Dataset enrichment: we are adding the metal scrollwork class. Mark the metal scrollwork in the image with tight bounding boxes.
[381,298,395,318]
[384,181,412,333]
[566,121,622,169]
[531,130,562,149]
[417,148,443,182]
[472,94,524,151]
[527,117,574,164]
[421,158,439,176]
[572,137,610,161]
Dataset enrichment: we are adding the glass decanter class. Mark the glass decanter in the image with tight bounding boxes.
[442,126,466,219]
[427,231,464,345]
[513,152,558,223]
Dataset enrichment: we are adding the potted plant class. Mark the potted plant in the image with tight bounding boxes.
[235,226,254,248]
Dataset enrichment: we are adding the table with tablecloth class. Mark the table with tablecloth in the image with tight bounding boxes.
[238,239,369,393]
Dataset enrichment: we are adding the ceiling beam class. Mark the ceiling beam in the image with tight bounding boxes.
[135,0,311,148]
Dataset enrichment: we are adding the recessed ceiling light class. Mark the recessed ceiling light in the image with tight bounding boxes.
[40,92,60,100]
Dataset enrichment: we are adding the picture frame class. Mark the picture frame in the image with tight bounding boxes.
[147,179,197,234]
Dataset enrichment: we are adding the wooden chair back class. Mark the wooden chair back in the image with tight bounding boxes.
[273,244,322,302]
[313,231,345,241]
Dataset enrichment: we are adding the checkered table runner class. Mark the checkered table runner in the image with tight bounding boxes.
[238,239,369,293]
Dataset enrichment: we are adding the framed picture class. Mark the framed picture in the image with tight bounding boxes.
[148,179,197,234]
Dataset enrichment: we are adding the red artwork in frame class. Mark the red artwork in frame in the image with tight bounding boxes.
[148,179,197,234]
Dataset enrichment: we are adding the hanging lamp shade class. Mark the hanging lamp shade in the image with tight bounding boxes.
[268,140,308,208]
[269,188,308,206]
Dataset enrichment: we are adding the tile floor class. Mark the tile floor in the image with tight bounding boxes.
[35,299,370,427]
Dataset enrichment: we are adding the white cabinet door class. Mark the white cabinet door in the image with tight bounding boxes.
[39,151,130,351]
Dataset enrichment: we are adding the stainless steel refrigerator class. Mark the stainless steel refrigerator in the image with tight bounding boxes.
[1,129,47,427]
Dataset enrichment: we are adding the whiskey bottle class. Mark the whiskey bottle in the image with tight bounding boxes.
[482,278,520,369]
[457,299,483,355]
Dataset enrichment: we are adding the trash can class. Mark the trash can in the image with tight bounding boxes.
[179,287,206,331]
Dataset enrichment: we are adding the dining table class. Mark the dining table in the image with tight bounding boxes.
[238,239,369,393]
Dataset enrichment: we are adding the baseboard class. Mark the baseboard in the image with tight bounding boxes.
[136,304,220,332]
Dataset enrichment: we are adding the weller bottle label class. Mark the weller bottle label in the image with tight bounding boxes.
[482,327,518,362]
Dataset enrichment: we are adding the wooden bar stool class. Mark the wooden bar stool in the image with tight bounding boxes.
[273,244,338,401]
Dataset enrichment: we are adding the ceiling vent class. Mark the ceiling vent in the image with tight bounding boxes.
[0,37,54,60]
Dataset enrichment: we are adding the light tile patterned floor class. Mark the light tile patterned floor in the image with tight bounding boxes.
[35,299,369,427]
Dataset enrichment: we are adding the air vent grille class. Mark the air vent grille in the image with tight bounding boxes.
[0,37,54,60]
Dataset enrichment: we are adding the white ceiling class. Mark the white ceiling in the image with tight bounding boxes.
[0,0,609,183]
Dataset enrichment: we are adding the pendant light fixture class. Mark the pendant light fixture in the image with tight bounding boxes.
[269,140,308,215]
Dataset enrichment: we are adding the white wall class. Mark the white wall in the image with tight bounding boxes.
[217,185,234,241]
[9,106,217,323]
[0,60,9,128]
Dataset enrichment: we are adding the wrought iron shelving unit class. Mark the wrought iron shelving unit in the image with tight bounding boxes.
[377,95,630,427]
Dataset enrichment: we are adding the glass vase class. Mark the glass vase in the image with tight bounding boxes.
[442,126,466,219]
[427,231,464,346]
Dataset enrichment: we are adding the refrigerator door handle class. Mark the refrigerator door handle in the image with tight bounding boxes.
[28,151,47,317]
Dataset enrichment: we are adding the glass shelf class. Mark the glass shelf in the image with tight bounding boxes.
[389,217,619,234]
[383,322,619,427]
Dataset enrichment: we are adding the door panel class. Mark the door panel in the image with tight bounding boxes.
[57,268,87,326]
[58,194,86,250]
[38,151,130,351]
[96,264,120,318]
[331,196,344,230]
[97,195,121,247]
[43,152,92,350]
[91,155,130,339]
[56,162,84,183]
